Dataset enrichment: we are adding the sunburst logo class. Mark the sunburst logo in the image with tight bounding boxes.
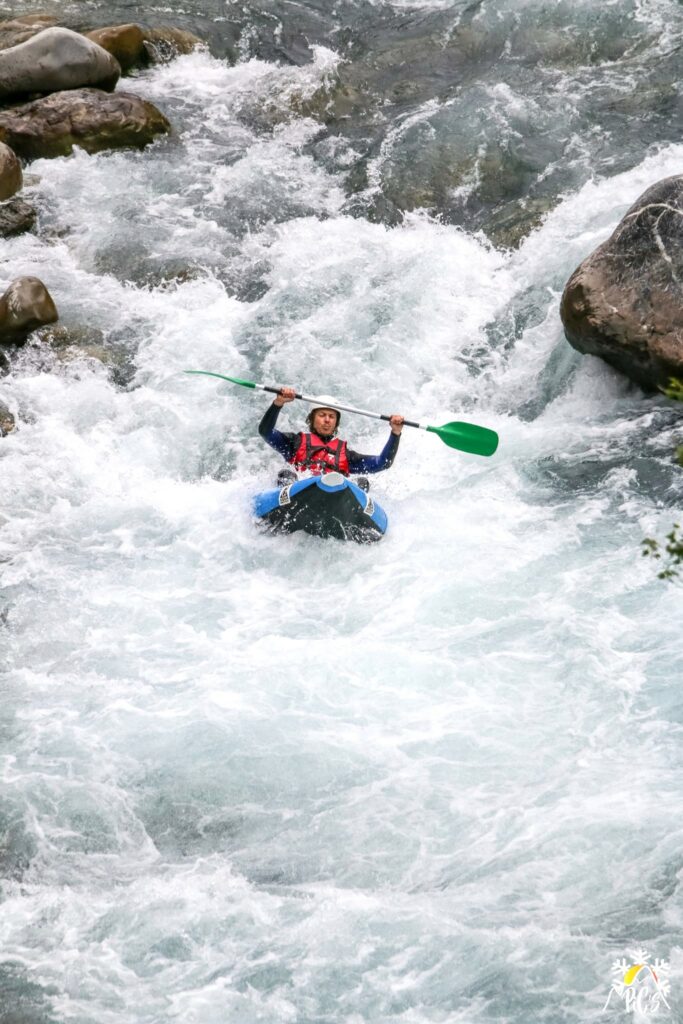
[603,948,671,1015]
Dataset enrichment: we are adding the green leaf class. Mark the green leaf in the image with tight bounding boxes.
[661,377,683,402]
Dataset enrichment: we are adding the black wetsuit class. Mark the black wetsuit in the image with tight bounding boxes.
[259,403,400,473]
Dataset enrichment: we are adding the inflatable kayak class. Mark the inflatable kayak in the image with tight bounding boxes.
[253,472,388,543]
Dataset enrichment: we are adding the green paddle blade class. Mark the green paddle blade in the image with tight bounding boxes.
[427,421,499,457]
[185,370,256,388]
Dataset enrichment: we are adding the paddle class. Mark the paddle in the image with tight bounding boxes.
[185,370,499,457]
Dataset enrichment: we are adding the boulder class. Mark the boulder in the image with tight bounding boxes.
[7,14,57,24]
[0,196,36,237]
[0,398,14,434]
[0,141,21,199]
[50,325,104,359]
[84,24,203,69]
[142,27,203,63]
[561,175,683,390]
[0,88,170,159]
[85,24,146,72]
[0,277,57,341]
[0,14,58,53]
[0,27,120,101]
[37,323,133,383]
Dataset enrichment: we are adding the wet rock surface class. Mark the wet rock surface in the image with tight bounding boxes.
[85,24,203,70]
[34,323,136,385]
[0,88,171,159]
[485,196,558,250]
[86,23,147,72]
[37,323,105,349]
[0,195,36,236]
[0,140,21,199]
[142,26,204,62]
[0,14,205,84]
[0,3,676,246]
[342,190,404,229]
[187,0,676,246]
[0,13,59,53]
[0,276,58,341]
[0,27,120,101]
[561,175,683,390]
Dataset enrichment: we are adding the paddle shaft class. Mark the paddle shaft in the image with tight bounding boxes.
[258,384,425,431]
[184,371,498,455]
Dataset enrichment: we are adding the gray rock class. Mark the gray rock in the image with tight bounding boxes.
[0,26,120,101]
[36,323,134,384]
[0,276,58,341]
[0,196,36,236]
[0,88,170,160]
[0,141,21,199]
[561,175,683,391]
[40,323,86,343]
[0,14,58,54]
[37,323,104,352]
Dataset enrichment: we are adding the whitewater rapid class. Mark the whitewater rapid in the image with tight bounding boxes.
[1,43,682,1024]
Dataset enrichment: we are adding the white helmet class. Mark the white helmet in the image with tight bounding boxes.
[307,395,341,428]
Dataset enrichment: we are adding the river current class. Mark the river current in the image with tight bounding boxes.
[1,2,683,1022]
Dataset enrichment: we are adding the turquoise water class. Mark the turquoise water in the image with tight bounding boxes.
[1,3,683,1021]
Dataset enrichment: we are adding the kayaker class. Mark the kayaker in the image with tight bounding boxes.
[259,387,404,486]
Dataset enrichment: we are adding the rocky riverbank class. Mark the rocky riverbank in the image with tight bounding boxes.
[0,3,682,422]
[0,13,201,410]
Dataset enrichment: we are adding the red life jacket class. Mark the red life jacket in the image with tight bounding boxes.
[289,432,350,476]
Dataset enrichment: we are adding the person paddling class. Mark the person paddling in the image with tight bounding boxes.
[259,386,404,486]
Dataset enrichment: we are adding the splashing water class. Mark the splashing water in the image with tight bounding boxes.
[1,16,683,1024]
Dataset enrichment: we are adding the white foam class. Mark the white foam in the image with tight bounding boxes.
[1,29,682,1024]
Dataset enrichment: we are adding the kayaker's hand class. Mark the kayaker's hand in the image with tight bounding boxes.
[390,414,404,435]
[274,386,296,407]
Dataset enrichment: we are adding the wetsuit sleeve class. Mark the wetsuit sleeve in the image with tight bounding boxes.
[347,432,400,474]
[258,402,298,461]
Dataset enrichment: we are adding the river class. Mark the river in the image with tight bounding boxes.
[1,2,682,1022]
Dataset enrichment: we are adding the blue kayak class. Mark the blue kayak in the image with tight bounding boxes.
[253,472,388,543]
